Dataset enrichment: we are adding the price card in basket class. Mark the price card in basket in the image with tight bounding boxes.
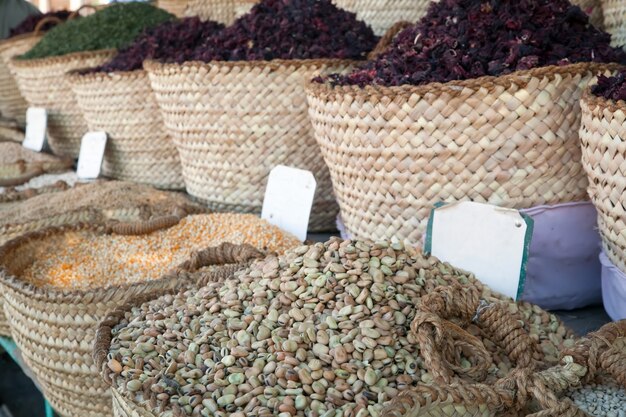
[424,201,534,300]
[262,165,317,242]
[22,107,47,152]
[77,131,107,179]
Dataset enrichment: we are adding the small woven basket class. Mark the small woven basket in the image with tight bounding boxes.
[332,0,432,36]
[381,284,626,417]
[145,58,354,232]
[0,223,263,417]
[307,62,621,243]
[68,69,184,189]
[0,34,42,125]
[580,91,626,274]
[9,49,116,158]
[601,0,626,47]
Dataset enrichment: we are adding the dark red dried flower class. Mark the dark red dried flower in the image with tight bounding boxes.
[191,0,378,62]
[592,72,626,101]
[9,11,72,38]
[95,17,224,73]
[327,0,626,87]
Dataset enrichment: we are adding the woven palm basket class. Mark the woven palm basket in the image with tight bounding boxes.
[0,34,42,125]
[68,69,184,190]
[307,62,620,243]
[157,0,253,24]
[602,0,626,48]
[0,181,204,337]
[92,239,581,417]
[145,59,354,232]
[380,286,626,417]
[9,49,116,158]
[0,142,73,188]
[580,91,626,274]
[332,0,432,36]
[0,220,266,417]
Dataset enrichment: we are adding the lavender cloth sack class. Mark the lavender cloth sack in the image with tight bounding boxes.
[600,250,626,321]
[338,201,602,311]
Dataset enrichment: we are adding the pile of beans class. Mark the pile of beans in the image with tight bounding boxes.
[105,238,574,417]
[20,214,299,290]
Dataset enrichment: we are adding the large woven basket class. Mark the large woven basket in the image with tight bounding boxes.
[580,91,626,274]
[0,222,264,417]
[157,0,254,24]
[307,62,620,243]
[146,59,355,232]
[9,49,116,158]
[0,34,42,125]
[68,69,184,189]
[602,0,626,47]
[332,0,432,36]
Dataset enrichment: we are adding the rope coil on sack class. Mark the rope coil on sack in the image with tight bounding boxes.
[382,284,626,417]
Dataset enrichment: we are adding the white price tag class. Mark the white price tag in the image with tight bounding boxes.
[425,201,533,300]
[76,131,107,179]
[262,165,317,242]
[23,107,47,152]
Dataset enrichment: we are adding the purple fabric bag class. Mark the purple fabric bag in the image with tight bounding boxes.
[600,250,626,321]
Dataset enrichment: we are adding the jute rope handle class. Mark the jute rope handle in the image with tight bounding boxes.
[106,206,187,235]
[0,180,69,203]
[368,21,413,60]
[383,283,626,417]
[32,16,63,36]
[173,242,263,273]
[0,160,44,187]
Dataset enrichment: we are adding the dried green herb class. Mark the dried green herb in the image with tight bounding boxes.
[19,3,174,60]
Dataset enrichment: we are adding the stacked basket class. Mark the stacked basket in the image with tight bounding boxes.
[145,58,353,231]
[10,50,115,158]
[580,90,626,320]
[69,69,184,189]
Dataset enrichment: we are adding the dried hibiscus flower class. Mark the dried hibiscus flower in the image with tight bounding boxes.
[592,72,626,101]
[326,0,626,87]
[95,17,225,73]
[191,0,378,62]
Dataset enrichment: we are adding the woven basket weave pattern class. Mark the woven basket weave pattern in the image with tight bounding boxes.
[580,92,626,274]
[332,0,432,36]
[146,59,352,231]
[9,50,115,158]
[307,63,618,243]
[0,35,41,125]
[0,226,257,417]
[157,0,251,24]
[601,0,626,47]
[70,70,184,189]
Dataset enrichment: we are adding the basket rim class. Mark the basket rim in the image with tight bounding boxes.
[0,220,219,302]
[0,32,43,54]
[10,48,116,68]
[66,67,147,84]
[143,57,360,73]
[581,87,626,113]
[304,61,625,99]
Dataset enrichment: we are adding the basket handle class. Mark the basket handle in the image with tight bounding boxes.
[69,4,99,20]
[173,242,263,273]
[409,283,540,385]
[0,161,44,187]
[368,21,413,60]
[33,16,63,36]
[106,206,188,235]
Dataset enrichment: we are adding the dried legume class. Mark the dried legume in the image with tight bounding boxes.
[105,238,575,417]
[20,214,299,290]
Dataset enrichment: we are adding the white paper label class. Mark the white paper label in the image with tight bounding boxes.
[22,107,47,152]
[426,201,533,300]
[262,165,317,242]
[76,131,107,179]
